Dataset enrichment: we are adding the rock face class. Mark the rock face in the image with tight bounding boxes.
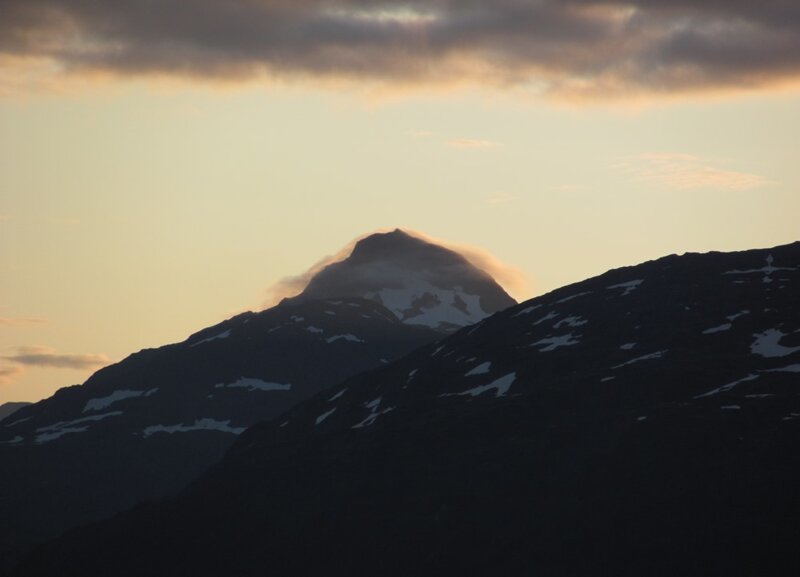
[0,298,440,567]
[290,229,517,331]
[12,242,800,576]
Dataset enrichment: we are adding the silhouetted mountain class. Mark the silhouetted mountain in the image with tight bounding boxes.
[13,242,799,577]
[0,402,30,423]
[0,298,440,567]
[290,229,517,331]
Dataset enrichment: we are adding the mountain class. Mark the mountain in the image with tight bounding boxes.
[12,241,799,576]
[0,402,30,423]
[0,230,515,566]
[0,298,440,567]
[289,229,517,331]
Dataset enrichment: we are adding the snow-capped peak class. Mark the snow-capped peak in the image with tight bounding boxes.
[289,229,517,331]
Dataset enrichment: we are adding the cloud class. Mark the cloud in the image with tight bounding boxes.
[2,1,799,97]
[0,365,25,386]
[264,234,370,306]
[420,232,531,301]
[448,139,502,149]
[618,153,771,190]
[265,228,531,306]
[3,346,111,370]
[0,317,47,327]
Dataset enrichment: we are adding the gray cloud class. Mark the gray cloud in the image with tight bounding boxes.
[2,1,800,95]
[3,346,111,370]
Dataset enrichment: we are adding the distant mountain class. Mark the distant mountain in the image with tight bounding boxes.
[14,242,800,576]
[0,402,30,423]
[290,229,517,331]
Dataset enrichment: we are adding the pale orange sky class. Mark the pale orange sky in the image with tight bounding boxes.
[2,1,800,403]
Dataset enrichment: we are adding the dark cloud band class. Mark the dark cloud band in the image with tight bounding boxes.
[2,1,799,94]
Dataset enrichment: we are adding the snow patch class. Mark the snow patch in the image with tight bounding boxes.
[352,397,394,429]
[606,279,643,296]
[465,362,491,376]
[83,388,157,412]
[219,377,292,392]
[365,280,489,329]
[533,311,559,326]
[531,334,580,352]
[4,416,31,428]
[703,323,732,335]
[620,343,636,351]
[763,364,800,373]
[727,310,750,322]
[556,291,592,304]
[612,350,667,369]
[190,329,231,347]
[326,334,365,344]
[306,326,324,334]
[513,304,542,317]
[695,374,759,398]
[751,330,800,358]
[315,408,336,425]
[35,411,123,444]
[554,316,587,329]
[328,388,347,401]
[143,418,245,437]
[441,372,516,399]
[601,376,616,383]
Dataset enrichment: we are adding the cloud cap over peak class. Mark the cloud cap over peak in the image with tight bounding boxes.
[3,1,800,97]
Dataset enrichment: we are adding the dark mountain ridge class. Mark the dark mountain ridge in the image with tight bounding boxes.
[12,241,799,576]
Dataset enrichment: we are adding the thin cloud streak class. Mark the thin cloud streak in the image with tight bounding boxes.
[1,1,799,97]
[617,153,771,191]
[3,346,111,370]
[0,365,25,386]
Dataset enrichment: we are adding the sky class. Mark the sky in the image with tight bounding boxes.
[1,0,799,403]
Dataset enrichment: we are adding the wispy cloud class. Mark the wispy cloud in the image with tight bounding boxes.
[3,346,111,371]
[264,228,531,306]
[617,153,771,190]
[0,318,48,327]
[0,365,25,386]
[2,1,800,97]
[448,139,502,150]
[409,130,434,138]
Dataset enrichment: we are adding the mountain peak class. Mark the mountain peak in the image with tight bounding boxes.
[290,230,517,332]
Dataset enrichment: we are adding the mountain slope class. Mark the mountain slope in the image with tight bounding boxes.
[0,402,30,423]
[0,298,440,566]
[290,229,517,331]
[13,242,800,576]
